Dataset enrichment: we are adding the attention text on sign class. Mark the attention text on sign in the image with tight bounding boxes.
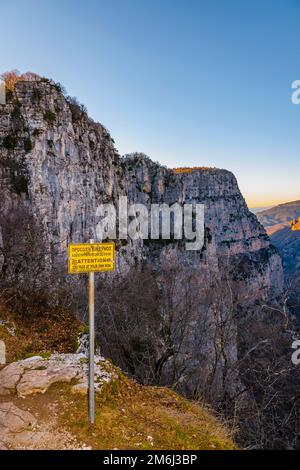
[68,242,115,274]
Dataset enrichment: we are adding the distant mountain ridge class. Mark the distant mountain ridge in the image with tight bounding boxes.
[270,226,300,274]
[250,206,273,215]
[256,201,300,275]
[256,200,300,235]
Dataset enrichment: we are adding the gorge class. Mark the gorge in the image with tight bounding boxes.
[0,75,298,449]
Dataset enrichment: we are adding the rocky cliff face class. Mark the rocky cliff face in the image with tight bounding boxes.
[0,78,284,396]
[123,154,282,301]
[0,80,124,254]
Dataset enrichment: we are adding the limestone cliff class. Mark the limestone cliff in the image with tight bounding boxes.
[0,78,284,398]
[0,79,283,295]
[123,154,282,302]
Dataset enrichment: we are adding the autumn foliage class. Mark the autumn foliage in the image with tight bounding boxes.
[1,70,40,92]
[172,166,215,173]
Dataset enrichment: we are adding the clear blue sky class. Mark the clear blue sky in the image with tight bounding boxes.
[1,0,300,207]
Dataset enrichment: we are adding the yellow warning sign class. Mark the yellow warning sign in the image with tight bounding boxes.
[68,242,115,274]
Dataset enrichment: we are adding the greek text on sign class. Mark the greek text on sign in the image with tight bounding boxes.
[68,242,115,274]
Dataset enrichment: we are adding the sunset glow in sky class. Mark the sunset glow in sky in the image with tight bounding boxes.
[1,0,300,208]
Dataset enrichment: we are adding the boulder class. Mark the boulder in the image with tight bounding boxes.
[0,353,116,397]
[0,402,37,435]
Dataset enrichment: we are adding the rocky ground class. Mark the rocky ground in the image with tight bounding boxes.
[0,353,115,450]
[0,352,236,451]
[0,401,90,450]
[0,303,236,451]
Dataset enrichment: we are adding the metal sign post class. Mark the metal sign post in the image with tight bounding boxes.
[68,240,115,425]
[88,239,95,424]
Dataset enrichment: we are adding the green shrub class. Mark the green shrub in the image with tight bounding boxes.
[11,173,28,194]
[11,101,21,119]
[2,135,17,150]
[40,77,51,85]
[24,137,33,152]
[44,110,56,125]
[32,128,42,137]
[32,88,43,103]
[54,82,66,94]
[66,96,87,122]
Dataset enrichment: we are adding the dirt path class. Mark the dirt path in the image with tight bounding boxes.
[0,392,91,450]
[0,353,114,450]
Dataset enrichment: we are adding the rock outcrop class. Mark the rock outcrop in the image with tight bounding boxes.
[0,353,118,450]
[0,354,115,397]
[0,397,91,450]
[0,402,37,449]
[0,352,236,451]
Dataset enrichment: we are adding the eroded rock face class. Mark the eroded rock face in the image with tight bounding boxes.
[0,80,283,295]
[0,79,284,396]
[123,154,283,302]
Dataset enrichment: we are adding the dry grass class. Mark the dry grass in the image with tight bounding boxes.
[58,370,236,450]
[0,301,82,362]
[0,303,236,450]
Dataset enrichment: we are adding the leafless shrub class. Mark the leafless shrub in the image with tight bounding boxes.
[0,204,48,314]
[95,262,202,386]
[0,200,298,448]
[0,202,79,316]
[93,260,300,449]
[66,96,87,121]
[236,303,300,449]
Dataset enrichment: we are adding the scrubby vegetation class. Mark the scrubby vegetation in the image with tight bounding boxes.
[1,70,40,92]
[172,166,217,173]
[1,70,89,124]
[66,96,88,122]
[43,110,56,125]
[57,372,236,450]
[0,199,299,449]
[0,301,82,363]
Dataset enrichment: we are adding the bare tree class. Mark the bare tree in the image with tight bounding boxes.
[94,262,202,386]
[1,70,40,92]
